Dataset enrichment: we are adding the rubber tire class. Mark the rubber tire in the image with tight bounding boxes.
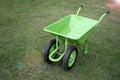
[43,39,58,63]
[62,46,78,71]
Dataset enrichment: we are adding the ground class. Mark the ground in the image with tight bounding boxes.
[0,0,120,80]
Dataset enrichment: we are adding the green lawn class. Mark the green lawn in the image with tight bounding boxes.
[0,0,120,80]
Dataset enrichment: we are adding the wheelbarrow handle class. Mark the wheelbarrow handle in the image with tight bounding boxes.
[76,5,83,16]
[97,10,111,24]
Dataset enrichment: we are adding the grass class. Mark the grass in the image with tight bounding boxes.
[0,0,120,80]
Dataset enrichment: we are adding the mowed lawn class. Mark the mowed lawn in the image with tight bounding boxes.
[0,0,120,80]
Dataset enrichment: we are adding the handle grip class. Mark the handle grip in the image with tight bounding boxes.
[106,11,110,14]
[80,5,83,8]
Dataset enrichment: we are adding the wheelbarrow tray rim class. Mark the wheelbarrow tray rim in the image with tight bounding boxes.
[44,14,98,40]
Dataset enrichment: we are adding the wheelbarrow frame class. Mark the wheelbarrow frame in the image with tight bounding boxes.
[43,6,110,70]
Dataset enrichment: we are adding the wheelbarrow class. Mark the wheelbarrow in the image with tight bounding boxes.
[43,5,110,71]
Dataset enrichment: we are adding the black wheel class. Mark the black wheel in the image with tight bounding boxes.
[63,45,78,71]
[43,39,59,63]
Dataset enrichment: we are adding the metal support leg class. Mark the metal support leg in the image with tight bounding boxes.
[65,39,68,51]
[84,40,88,54]
[56,36,59,47]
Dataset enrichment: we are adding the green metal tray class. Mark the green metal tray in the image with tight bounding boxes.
[44,14,98,40]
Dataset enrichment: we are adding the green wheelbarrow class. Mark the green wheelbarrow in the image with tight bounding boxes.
[43,5,110,71]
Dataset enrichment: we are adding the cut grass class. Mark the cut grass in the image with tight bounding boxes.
[0,0,120,80]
